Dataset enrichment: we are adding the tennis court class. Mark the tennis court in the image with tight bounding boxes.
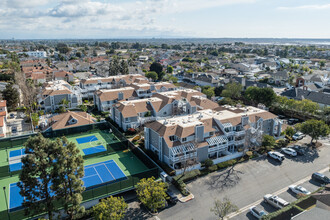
[8,160,127,210]
[82,160,126,188]
[66,130,122,156]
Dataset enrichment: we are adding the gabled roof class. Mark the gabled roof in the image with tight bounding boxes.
[281,88,330,105]
[47,111,96,131]
[95,87,136,102]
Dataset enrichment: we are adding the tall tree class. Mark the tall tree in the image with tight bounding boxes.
[93,196,128,220]
[145,71,158,81]
[2,82,19,110]
[109,57,120,76]
[221,82,242,100]
[18,134,62,220]
[136,177,168,213]
[149,62,163,79]
[120,59,129,75]
[297,119,329,144]
[53,137,85,219]
[210,197,238,220]
[60,98,70,112]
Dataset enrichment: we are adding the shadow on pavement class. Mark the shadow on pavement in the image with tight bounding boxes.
[260,201,277,213]
[289,148,319,163]
[245,211,258,220]
[124,199,153,220]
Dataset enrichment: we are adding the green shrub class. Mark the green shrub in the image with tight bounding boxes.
[245,151,253,158]
[207,165,218,172]
[216,159,237,169]
[173,169,201,183]
[204,158,214,168]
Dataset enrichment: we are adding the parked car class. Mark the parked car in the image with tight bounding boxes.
[312,173,330,185]
[281,147,297,157]
[292,132,305,140]
[166,189,178,204]
[289,185,311,195]
[264,194,289,209]
[249,206,267,219]
[267,151,285,162]
[288,118,299,125]
[9,113,15,119]
[289,145,305,156]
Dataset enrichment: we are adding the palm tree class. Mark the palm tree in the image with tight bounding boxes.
[60,98,70,112]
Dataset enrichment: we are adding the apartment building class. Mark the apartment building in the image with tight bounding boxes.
[38,80,82,112]
[144,106,282,173]
[111,89,219,131]
[79,74,148,98]
[130,82,177,98]
[0,100,7,137]
[94,87,137,112]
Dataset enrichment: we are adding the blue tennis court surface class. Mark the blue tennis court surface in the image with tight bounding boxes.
[9,160,126,210]
[82,160,126,189]
[83,145,106,155]
[9,149,25,158]
[9,162,22,172]
[76,135,98,144]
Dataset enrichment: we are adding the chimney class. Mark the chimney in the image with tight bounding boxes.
[195,125,204,143]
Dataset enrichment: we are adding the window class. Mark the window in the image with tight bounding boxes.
[169,135,177,141]
[182,137,187,142]
[209,132,214,136]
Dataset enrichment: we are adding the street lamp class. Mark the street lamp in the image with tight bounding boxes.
[3,186,10,220]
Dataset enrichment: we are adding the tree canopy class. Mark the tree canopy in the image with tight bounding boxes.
[93,196,128,220]
[150,62,163,74]
[145,71,158,81]
[2,82,19,110]
[136,177,168,213]
[244,87,276,107]
[297,119,329,144]
[210,197,238,220]
[221,82,242,100]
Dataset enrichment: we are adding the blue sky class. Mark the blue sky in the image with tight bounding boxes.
[1,0,330,39]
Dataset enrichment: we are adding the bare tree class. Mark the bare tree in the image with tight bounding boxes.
[210,196,239,220]
[207,164,243,190]
[181,142,197,176]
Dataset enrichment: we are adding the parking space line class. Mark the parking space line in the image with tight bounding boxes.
[226,166,329,219]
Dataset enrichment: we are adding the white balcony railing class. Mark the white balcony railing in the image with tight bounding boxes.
[234,130,245,136]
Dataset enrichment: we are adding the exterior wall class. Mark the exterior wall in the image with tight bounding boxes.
[149,128,160,150]
[212,152,244,164]
[197,146,209,162]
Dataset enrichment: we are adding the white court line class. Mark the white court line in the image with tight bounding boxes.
[103,162,116,180]
[93,166,104,182]
[226,166,329,219]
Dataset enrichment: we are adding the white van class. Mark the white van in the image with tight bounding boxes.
[267,151,285,162]
[264,194,289,209]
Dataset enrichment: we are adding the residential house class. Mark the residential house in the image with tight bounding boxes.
[144,106,281,174]
[94,87,137,112]
[38,80,82,112]
[44,111,96,131]
[269,71,289,85]
[53,70,74,82]
[79,74,148,98]
[0,100,7,137]
[281,88,330,107]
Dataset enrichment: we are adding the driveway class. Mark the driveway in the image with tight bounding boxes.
[157,137,330,220]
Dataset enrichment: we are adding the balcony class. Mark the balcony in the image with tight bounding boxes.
[234,130,245,136]
[170,152,197,163]
[208,145,228,153]
[235,139,245,146]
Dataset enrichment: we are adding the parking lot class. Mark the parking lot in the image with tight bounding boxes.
[6,112,33,136]
[158,137,330,220]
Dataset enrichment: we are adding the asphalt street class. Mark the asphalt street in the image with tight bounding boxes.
[158,137,330,220]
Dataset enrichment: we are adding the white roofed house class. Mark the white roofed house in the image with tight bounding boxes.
[38,80,82,112]
[144,106,282,174]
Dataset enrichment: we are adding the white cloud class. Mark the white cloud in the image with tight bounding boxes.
[278,4,330,10]
[0,0,258,38]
